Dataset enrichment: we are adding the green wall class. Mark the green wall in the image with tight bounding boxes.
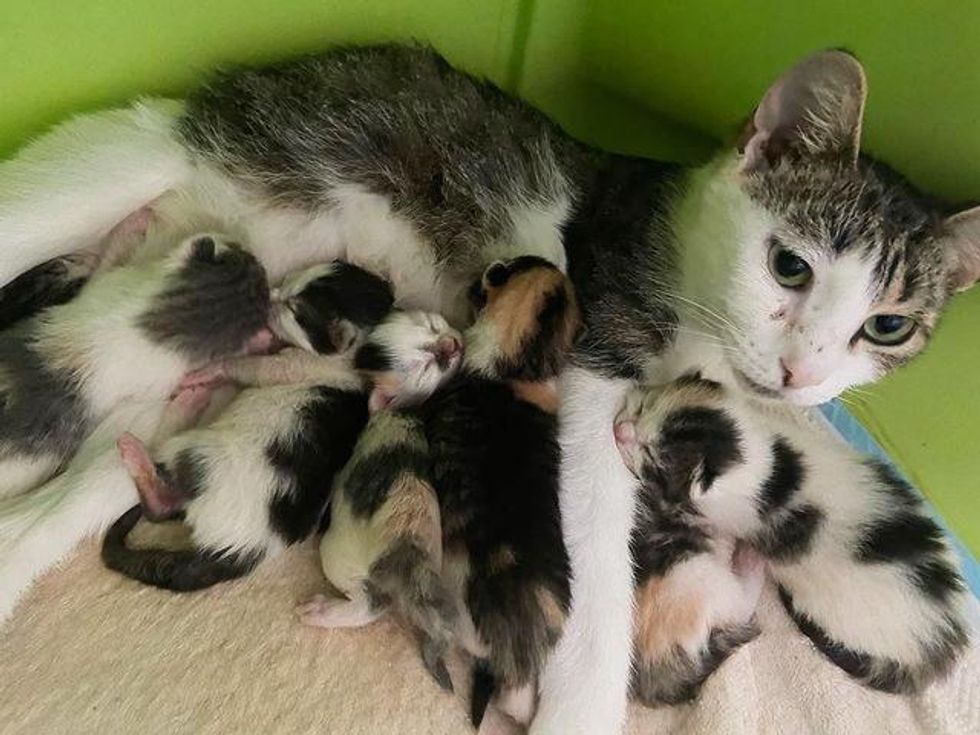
[1,1,977,549]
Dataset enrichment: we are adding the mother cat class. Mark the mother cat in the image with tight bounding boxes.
[1,45,978,734]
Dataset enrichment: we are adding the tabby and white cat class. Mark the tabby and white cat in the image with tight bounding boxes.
[0,45,978,733]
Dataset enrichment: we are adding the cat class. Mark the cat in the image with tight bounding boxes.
[304,256,579,733]
[0,259,392,615]
[617,375,765,705]
[0,45,978,732]
[102,305,461,591]
[615,374,971,696]
[0,233,270,501]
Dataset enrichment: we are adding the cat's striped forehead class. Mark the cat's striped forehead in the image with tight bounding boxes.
[745,157,949,312]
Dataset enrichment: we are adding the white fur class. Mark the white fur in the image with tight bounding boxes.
[755,414,970,664]
[0,399,168,623]
[532,368,637,735]
[0,100,191,285]
[0,454,60,501]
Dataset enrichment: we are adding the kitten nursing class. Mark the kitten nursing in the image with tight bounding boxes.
[102,264,462,590]
[616,375,971,700]
[307,257,579,731]
[0,232,269,501]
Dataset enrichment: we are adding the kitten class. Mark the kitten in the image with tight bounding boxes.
[101,280,450,592]
[304,256,580,733]
[0,233,270,501]
[3,46,979,733]
[615,375,972,695]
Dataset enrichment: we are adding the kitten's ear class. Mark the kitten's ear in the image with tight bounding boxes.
[739,50,867,173]
[943,206,980,292]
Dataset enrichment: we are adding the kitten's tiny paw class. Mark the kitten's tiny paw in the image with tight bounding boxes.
[297,594,343,627]
[177,364,228,395]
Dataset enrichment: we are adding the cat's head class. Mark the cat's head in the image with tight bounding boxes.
[270,261,394,354]
[354,309,463,411]
[689,51,980,405]
[465,255,581,381]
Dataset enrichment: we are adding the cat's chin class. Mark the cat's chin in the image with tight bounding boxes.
[731,367,782,400]
[731,367,836,407]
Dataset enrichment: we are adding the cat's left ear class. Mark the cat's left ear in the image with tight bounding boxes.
[739,50,867,173]
[943,206,980,291]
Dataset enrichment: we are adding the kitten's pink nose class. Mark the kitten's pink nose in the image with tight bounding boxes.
[433,335,463,369]
[613,420,636,448]
[779,358,822,389]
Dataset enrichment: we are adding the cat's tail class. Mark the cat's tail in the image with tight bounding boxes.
[0,99,192,287]
[367,538,459,692]
[101,506,262,591]
[0,400,167,624]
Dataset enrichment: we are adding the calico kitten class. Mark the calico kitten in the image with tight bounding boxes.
[0,233,269,500]
[101,304,460,591]
[304,256,580,732]
[615,375,972,695]
[613,377,765,706]
[3,45,980,733]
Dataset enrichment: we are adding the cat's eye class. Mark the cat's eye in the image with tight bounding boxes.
[768,245,813,289]
[861,314,917,346]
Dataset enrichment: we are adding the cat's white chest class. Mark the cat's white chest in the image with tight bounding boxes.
[644,327,731,386]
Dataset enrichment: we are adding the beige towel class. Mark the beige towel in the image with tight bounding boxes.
[1,538,976,735]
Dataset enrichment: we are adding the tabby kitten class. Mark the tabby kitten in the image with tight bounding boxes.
[1,45,978,733]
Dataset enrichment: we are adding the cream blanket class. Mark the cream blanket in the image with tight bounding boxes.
[1,534,976,735]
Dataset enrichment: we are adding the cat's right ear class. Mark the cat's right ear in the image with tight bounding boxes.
[739,50,867,173]
[942,206,980,292]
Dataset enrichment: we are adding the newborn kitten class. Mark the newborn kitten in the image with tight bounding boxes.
[0,233,269,500]
[101,299,459,591]
[303,256,580,733]
[614,376,764,706]
[616,375,972,695]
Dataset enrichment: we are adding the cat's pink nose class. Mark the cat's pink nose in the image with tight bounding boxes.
[780,358,822,389]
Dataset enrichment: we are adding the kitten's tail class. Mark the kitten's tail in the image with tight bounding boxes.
[468,569,570,691]
[470,658,497,727]
[101,506,261,591]
[367,539,458,692]
[0,99,191,287]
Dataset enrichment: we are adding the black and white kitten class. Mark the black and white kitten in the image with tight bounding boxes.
[615,375,972,696]
[2,45,979,732]
[0,233,269,501]
[0,260,388,614]
[102,305,460,591]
